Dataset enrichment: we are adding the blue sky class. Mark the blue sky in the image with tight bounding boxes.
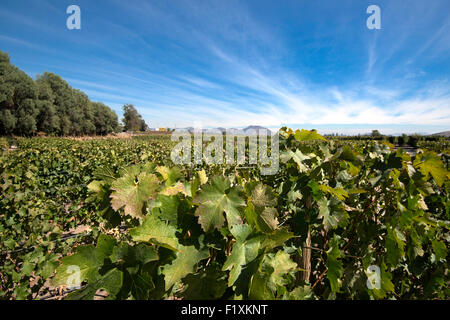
[1,0,449,134]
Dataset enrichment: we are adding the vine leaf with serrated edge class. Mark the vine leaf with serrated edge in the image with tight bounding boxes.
[53,235,122,299]
[129,214,180,252]
[194,176,245,232]
[326,235,343,293]
[414,151,449,187]
[249,250,297,299]
[222,224,263,287]
[317,197,348,231]
[161,245,209,291]
[181,266,228,299]
[110,168,160,219]
[245,182,279,234]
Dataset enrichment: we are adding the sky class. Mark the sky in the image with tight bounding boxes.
[0,0,449,135]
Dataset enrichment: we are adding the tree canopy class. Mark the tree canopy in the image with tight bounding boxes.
[0,50,120,136]
[122,104,149,132]
[371,130,382,137]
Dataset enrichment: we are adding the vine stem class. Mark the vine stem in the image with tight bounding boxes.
[300,196,313,283]
[302,246,361,260]
[303,246,325,252]
[301,228,311,282]
[312,268,328,289]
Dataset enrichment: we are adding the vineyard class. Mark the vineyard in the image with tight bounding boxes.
[0,128,449,300]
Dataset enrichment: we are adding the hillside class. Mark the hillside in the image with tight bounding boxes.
[432,131,450,137]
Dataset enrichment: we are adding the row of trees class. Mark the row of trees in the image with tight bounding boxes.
[0,50,149,136]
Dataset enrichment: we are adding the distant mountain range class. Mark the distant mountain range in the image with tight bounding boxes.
[432,131,450,137]
[243,125,271,133]
[175,126,271,135]
[174,127,449,137]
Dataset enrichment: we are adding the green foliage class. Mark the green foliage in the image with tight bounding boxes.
[249,250,297,299]
[371,130,382,137]
[293,129,327,141]
[194,176,246,232]
[1,128,449,300]
[326,235,343,293]
[0,50,120,136]
[111,169,160,219]
[53,234,117,287]
[161,245,209,291]
[130,214,181,251]
[414,151,449,187]
[0,136,173,299]
[182,266,227,299]
[122,104,148,132]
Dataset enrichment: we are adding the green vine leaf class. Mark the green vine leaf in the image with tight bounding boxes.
[294,129,326,141]
[156,166,182,186]
[245,183,279,233]
[110,169,160,219]
[284,285,315,300]
[66,268,123,300]
[129,214,180,252]
[129,271,155,300]
[182,266,228,299]
[249,251,297,299]
[110,242,159,266]
[222,224,263,287]
[280,149,310,172]
[432,240,447,262]
[370,261,395,299]
[53,234,117,287]
[319,184,348,200]
[194,176,246,232]
[318,197,348,231]
[151,194,180,225]
[326,235,343,293]
[247,182,277,207]
[414,151,449,187]
[162,245,209,291]
[385,227,406,267]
